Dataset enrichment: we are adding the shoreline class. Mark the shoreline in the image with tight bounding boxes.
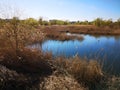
[42,25,120,35]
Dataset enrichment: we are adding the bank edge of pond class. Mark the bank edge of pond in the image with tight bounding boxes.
[41,25,120,41]
[1,47,120,90]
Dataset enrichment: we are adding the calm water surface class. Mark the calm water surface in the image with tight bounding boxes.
[29,34,120,75]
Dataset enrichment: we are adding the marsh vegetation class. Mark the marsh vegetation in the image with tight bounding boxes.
[0,4,120,89]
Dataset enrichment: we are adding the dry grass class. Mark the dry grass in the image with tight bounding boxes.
[42,26,84,41]
[53,56,104,90]
[40,74,88,90]
[42,25,120,36]
[46,33,84,41]
[106,76,120,90]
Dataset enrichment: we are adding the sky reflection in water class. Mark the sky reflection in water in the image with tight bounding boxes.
[30,34,120,75]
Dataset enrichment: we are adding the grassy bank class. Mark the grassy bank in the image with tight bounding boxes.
[0,47,102,90]
[40,25,84,41]
[42,25,120,38]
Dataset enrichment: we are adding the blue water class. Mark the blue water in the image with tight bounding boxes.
[29,34,120,75]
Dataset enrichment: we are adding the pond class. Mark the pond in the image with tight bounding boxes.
[29,34,120,75]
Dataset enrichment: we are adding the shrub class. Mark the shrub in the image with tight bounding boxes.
[0,48,53,75]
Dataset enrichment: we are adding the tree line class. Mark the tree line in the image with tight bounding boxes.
[0,17,120,28]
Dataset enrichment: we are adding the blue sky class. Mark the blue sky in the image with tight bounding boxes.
[1,0,120,21]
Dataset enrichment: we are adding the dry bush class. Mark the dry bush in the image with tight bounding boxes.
[0,65,30,90]
[2,21,45,47]
[0,48,53,75]
[0,64,50,90]
[54,56,104,89]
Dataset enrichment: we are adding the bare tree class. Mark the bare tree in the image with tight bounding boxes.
[0,2,45,55]
[0,2,23,53]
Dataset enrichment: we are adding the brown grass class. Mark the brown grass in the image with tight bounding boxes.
[42,26,84,41]
[42,25,120,36]
[106,76,120,90]
[40,74,88,90]
[46,32,84,41]
[53,56,104,89]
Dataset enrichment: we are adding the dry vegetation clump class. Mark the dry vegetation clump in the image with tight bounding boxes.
[3,21,45,45]
[42,26,84,41]
[0,65,31,90]
[53,56,104,90]
[0,48,53,75]
[46,33,84,41]
[24,29,45,44]
[106,76,120,90]
[42,25,120,36]
[0,64,48,90]
[40,74,88,90]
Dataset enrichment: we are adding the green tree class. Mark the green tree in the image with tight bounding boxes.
[49,20,57,25]
[93,18,103,27]
[105,19,113,27]
[38,17,43,25]
[117,18,120,25]
[49,19,66,25]
[64,20,70,25]
[83,20,89,25]
[42,20,49,25]
[0,18,4,28]
[24,18,39,28]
